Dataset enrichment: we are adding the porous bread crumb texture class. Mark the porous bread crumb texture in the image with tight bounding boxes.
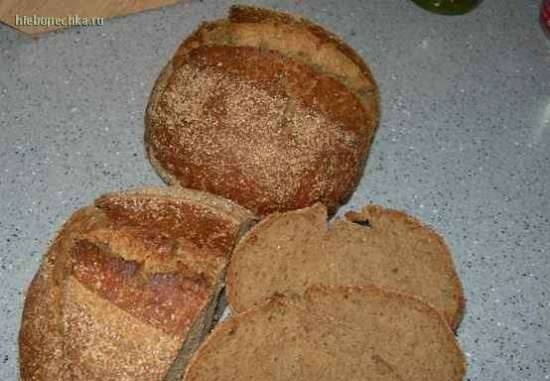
[182,287,466,381]
[146,6,379,217]
[147,45,369,216]
[19,187,255,381]
[227,203,465,330]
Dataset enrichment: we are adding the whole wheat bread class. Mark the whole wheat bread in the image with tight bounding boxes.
[174,5,379,119]
[227,203,464,329]
[182,286,466,381]
[19,186,255,381]
[145,6,379,216]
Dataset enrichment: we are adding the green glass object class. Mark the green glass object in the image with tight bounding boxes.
[411,0,482,15]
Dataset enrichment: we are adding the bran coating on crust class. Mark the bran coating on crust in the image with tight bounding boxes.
[145,6,379,216]
[19,186,255,380]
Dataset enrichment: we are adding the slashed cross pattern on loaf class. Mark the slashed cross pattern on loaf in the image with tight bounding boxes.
[19,187,255,381]
[227,203,465,330]
[182,287,466,381]
[145,5,379,217]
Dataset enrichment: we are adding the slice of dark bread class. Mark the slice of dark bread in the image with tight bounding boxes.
[227,203,464,329]
[145,6,379,217]
[182,286,466,381]
[19,186,255,381]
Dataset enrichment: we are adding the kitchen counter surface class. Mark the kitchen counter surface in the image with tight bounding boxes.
[1,0,548,379]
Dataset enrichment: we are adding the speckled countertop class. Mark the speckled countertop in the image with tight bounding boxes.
[0,0,548,379]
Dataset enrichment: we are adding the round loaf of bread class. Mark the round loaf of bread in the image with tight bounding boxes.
[145,5,379,216]
[182,287,466,381]
[19,186,255,381]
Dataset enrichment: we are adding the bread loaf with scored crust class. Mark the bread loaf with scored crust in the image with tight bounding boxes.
[145,6,379,216]
[227,203,464,330]
[18,186,255,381]
[182,286,466,381]
[175,5,379,120]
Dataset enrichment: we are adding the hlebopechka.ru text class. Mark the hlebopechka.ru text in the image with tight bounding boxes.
[15,14,104,28]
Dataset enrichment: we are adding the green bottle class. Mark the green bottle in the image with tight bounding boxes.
[411,0,482,15]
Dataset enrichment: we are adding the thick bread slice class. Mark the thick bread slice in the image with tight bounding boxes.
[19,186,255,381]
[146,44,371,216]
[227,203,464,329]
[182,287,466,381]
[145,6,379,217]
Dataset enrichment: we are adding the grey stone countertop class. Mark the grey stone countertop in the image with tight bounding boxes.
[1,0,548,379]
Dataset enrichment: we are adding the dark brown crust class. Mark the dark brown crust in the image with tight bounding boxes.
[182,286,466,381]
[228,5,377,91]
[146,45,368,216]
[95,191,242,254]
[19,207,110,381]
[178,45,371,137]
[145,6,379,217]
[19,186,255,381]
[173,16,379,124]
[144,60,182,188]
[19,267,63,381]
[71,239,212,336]
[228,5,380,114]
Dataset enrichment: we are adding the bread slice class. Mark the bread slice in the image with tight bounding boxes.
[182,286,466,381]
[145,6,379,217]
[227,203,464,329]
[19,186,255,381]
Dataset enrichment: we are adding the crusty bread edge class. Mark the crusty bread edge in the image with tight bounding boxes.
[163,269,227,381]
[228,5,379,91]
[18,206,102,381]
[343,204,466,330]
[97,185,256,226]
[144,6,381,206]
[144,57,181,188]
[19,187,255,381]
[228,4,381,129]
[182,285,466,381]
[19,228,66,381]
